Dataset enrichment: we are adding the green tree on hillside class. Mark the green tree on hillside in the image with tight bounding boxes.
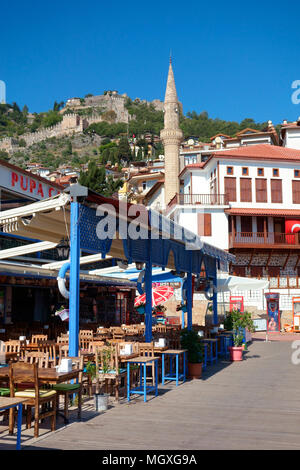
[79,160,123,196]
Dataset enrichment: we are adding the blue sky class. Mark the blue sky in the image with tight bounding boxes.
[1,0,300,124]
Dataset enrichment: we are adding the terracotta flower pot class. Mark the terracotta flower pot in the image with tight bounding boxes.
[188,362,203,379]
[229,346,243,361]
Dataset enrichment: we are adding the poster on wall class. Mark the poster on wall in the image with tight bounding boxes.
[292,296,300,331]
[265,292,280,332]
[229,295,244,313]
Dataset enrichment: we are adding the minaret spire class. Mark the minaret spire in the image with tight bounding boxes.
[160,59,183,208]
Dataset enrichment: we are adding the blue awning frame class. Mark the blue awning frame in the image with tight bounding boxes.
[67,195,235,355]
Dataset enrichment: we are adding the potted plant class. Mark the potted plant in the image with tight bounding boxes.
[86,347,114,411]
[228,309,255,361]
[180,328,204,379]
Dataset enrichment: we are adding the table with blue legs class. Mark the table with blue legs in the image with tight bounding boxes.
[126,356,159,403]
[201,338,218,364]
[217,333,233,357]
[0,397,28,450]
[161,349,188,386]
[202,343,208,370]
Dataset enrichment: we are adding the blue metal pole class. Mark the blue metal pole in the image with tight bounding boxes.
[145,258,152,343]
[69,202,80,357]
[186,272,193,330]
[212,270,218,325]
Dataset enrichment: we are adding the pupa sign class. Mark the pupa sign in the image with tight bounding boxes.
[0,165,60,200]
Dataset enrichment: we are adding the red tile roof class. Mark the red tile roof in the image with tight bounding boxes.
[214,144,300,161]
[225,208,300,217]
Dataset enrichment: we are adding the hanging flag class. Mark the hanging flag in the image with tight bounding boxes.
[285,220,300,244]
[285,220,300,233]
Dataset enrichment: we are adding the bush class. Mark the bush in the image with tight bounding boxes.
[180,328,204,363]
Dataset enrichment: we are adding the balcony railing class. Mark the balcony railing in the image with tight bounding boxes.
[167,193,228,212]
[229,232,300,248]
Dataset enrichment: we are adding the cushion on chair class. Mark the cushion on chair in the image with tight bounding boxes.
[98,368,126,374]
[52,383,79,391]
[0,388,10,396]
[15,389,57,398]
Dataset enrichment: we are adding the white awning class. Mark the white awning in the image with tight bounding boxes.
[217,275,269,292]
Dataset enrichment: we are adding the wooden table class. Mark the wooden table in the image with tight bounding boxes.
[161,349,188,386]
[0,366,81,385]
[0,397,29,450]
[125,356,160,402]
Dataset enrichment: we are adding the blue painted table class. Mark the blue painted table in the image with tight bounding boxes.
[0,397,28,450]
[201,338,218,364]
[161,349,187,386]
[126,356,159,402]
[218,333,233,357]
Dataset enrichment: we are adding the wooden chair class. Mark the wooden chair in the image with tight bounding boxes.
[111,327,125,340]
[31,334,48,344]
[52,355,84,423]
[95,345,127,401]
[58,344,69,362]
[57,336,69,344]
[4,340,21,354]
[24,351,50,368]
[79,336,91,351]
[138,342,156,385]
[88,340,105,353]
[37,340,57,367]
[79,330,93,339]
[9,361,56,438]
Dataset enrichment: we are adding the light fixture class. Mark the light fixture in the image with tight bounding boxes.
[135,262,144,270]
[56,238,70,259]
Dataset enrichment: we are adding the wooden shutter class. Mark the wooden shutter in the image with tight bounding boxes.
[255,178,267,202]
[240,178,252,202]
[268,266,280,277]
[241,216,252,233]
[293,180,300,203]
[271,179,282,203]
[233,266,246,276]
[224,177,236,202]
[257,216,268,234]
[197,213,211,236]
[251,266,263,277]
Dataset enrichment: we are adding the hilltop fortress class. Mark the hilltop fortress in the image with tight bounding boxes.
[0,90,164,153]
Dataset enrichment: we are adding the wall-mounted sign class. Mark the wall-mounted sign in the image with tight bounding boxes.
[230,295,244,313]
[253,318,267,331]
[265,292,280,332]
[292,296,300,332]
[0,164,60,200]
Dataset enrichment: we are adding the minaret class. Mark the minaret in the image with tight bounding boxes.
[160,59,183,207]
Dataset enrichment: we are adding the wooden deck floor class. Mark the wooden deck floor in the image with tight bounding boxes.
[1,338,300,450]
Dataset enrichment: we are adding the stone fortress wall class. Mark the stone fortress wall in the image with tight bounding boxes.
[0,91,164,153]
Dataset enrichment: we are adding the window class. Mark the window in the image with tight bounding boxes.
[255,178,267,202]
[292,180,300,203]
[240,178,252,202]
[241,216,252,233]
[271,179,282,203]
[224,177,236,202]
[242,167,249,176]
[295,170,300,178]
[227,166,233,175]
[257,168,264,176]
[257,216,268,234]
[273,168,279,177]
[197,213,211,236]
